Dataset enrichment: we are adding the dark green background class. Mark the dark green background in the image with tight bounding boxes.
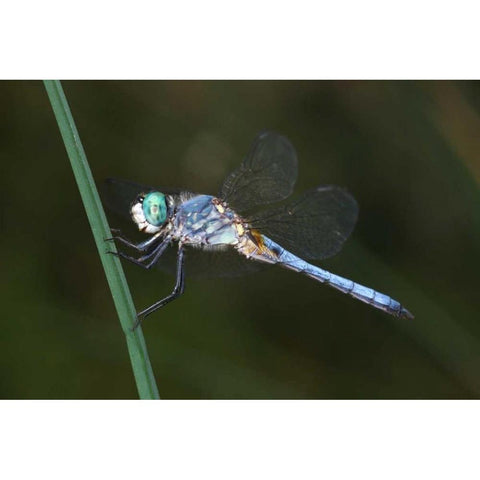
[1,81,479,398]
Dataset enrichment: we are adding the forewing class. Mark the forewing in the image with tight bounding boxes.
[219,131,298,214]
[249,185,359,260]
[101,178,183,218]
[101,178,156,219]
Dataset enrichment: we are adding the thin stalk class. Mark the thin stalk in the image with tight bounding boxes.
[44,80,160,399]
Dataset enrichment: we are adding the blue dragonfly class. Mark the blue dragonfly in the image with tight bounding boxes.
[105,131,413,327]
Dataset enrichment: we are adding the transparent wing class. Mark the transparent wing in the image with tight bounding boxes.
[249,185,359,260]
[219,131,298,214]
[154,244,265,279]
[101,178,179,218]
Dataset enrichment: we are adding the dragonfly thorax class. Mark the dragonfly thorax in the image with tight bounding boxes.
[172,195,247,248]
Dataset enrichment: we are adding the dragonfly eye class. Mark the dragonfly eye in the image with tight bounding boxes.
[142,191,167,226]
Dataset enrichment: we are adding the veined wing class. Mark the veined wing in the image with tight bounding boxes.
[155,244,264,279]
[102,178,156,218]
[249,185,359,260]
[219,131,298,214]
[101,178,183,218]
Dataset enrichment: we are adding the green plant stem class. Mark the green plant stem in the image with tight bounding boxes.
[44,80,160,399]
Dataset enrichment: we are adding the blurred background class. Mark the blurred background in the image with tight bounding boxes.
[1,80,479,399]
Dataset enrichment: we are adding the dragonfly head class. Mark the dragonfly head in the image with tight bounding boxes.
[131,191,168,234]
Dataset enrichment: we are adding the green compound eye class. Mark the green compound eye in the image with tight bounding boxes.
[142,191,167,226]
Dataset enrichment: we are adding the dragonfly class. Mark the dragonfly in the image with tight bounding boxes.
[105,131,413,327]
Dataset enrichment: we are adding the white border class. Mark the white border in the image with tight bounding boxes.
[1,401,479,479]
[2,1,479,78]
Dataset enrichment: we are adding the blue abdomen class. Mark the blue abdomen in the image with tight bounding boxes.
[259,235,413,319]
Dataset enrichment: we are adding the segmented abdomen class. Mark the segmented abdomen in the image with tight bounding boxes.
[255,235,413,319]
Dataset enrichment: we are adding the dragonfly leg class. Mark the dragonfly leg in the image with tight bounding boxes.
[142,240,171,269]
[133,245,186,329]
[110,237,170,269]
[105,231,162,252]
